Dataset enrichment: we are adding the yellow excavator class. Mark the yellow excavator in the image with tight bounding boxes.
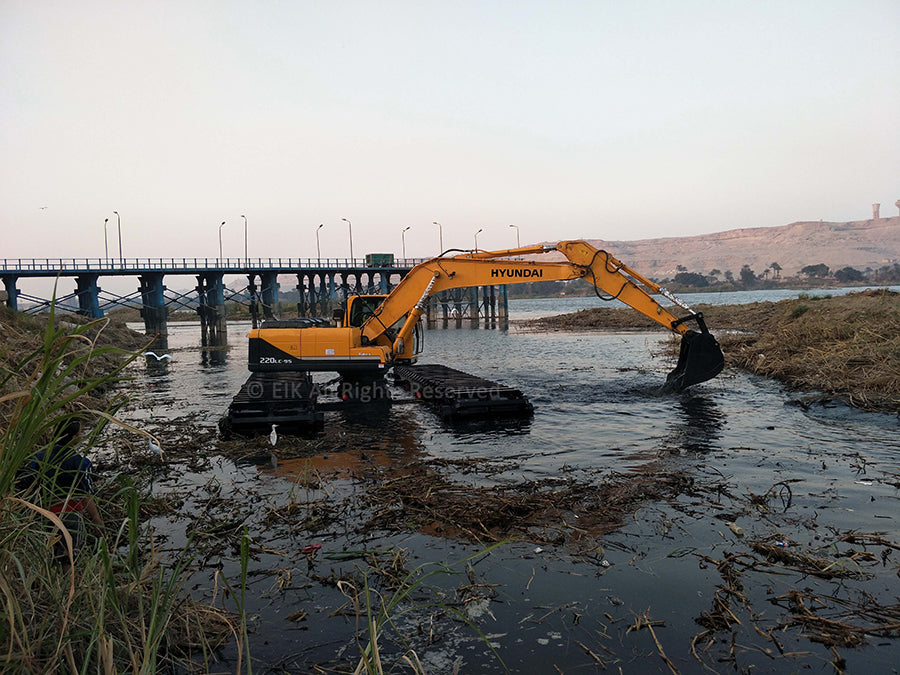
[247,240,724,392]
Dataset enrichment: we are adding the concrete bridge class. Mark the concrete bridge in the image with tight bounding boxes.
[1,256,509,342]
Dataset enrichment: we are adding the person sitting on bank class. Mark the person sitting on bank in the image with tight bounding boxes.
[19,418,104,557]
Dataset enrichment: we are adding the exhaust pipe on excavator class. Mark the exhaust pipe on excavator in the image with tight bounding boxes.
[664,314,725,392]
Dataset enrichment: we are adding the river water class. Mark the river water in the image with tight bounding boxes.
[112,289,900,673]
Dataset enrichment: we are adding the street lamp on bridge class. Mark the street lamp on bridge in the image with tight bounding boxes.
[401,226,411,259]
[474,228,483,250]
[433,221,443,253]
[341,218,354,261]
[316,223,324,261]
[509,224,520,248]
[104,218,109,262]
[218,221,226,261]
[242,215,248,266]
[113,211,122,266]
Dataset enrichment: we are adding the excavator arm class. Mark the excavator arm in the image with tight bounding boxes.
[364,240,724,390]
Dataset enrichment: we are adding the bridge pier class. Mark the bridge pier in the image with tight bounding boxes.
[138,273,168,338]
[295,269,407,318]
[296,273,310,317]
[196,273,227,345]
[260,272,280,320]
[2,276,19,311]
[75,275,103,319]
[318,274,331,316]
[425,285,507,325]
[468,286,479,321]
[482,285,495,322]
[340,274,351,306]
[248,274,260,328]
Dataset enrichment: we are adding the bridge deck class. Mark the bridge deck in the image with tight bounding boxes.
[1,257,418,277]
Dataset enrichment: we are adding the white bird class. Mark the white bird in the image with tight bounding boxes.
[142,351,173,361]
[148,437,164,456]
[269,424,278,447]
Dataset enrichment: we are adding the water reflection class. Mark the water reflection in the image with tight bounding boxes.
[259,409,426,482]
[200,344,229,367]
[658,393,725,454]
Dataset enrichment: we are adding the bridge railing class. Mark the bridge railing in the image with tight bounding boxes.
[1,257,426,274]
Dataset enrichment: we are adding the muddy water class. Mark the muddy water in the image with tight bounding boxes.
[113,310,900,673]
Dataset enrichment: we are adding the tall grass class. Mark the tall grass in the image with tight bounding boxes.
[0,303,237,672]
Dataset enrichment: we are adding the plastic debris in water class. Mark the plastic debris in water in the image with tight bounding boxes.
[726,522,745,537]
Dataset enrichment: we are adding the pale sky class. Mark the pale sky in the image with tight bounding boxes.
[2,0,898,263]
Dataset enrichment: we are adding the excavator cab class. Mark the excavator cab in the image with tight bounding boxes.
[664,315,725,392]
[347,294,424,360]
[346,295,388,327]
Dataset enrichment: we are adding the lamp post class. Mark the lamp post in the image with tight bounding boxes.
[218,221,226,261]
[242,214,248,266]
[401,226,411,259]
[341,217,353,261]
[432,221,443,253]
[316,223,324,261]
[103,218,109,262]
[509,224,520,248]
[113,211,122,266]
[474,228,483,250]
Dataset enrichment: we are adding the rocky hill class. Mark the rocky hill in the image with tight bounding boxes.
[578,217,900,280]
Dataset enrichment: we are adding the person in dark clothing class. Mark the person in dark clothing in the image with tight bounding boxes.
[20,419,104,559]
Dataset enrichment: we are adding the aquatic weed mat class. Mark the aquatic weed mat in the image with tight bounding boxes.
[360,460,706,547]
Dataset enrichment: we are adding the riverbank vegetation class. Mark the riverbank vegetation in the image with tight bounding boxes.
[528,289,900,414]
[506,261,900,297]
[0,306,237,672]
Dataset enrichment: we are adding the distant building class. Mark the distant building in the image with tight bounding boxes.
[873,203,880,219]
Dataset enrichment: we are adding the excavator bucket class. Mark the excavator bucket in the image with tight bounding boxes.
[664,330,725,392]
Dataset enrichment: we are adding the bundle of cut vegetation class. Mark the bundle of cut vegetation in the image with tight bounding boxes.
[527,290,900,413]
[0,305,237,673]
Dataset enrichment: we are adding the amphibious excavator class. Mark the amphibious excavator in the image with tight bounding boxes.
[222,241,724,432]
[246,240,724,391]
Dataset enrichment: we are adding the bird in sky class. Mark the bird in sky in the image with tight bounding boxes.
[269,424,278,447]
[142,351,173,361]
